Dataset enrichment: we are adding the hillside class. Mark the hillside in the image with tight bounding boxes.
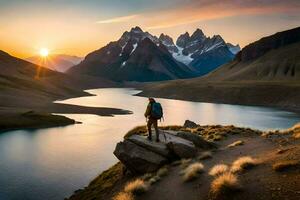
[26,54,83,72]
[0,50,129,131]
[67,122,300,200]
[138,27,300,111]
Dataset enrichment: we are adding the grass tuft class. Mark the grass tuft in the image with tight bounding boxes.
[272,160,300,172]
[124,126,147,138]
[209,164,229,177]
[180,158,192,169]
[157,166,169,177]
[124,179,148,195]
[112,192,134,200]
[198,151,212,160]
[210,172,240,199]
[148,175,161,185]
[231,156,257,173]
[227,140,244,148]
[182,162,204,182]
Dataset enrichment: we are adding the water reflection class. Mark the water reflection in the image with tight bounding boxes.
[0,88,299,200]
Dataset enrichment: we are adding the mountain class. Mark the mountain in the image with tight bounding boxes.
[69,27,239,81]
[69,27,196,82]
[139,27,300,111]
[26,54,83,72]
[163,29,239,76]
[204,26,300,81]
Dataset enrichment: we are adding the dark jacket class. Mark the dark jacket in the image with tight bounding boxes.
[144,102,153,118]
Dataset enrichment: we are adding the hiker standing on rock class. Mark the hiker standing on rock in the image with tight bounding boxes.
[144,98,163,142]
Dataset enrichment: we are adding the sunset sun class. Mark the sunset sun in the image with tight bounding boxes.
[39,48,49,57]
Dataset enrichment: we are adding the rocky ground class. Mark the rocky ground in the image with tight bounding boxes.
[67,120,300,200]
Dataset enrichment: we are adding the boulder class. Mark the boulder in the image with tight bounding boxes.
[127,135,174,159]
[183,120,199,128]
[176,131,217,149]
[161,131,197,158]
[114,140,168,174]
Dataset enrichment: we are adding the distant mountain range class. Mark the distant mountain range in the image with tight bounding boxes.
[26,54,83,72]
[139,26,300,110]
[68,27,239,82]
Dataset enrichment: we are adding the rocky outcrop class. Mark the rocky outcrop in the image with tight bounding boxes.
[114,140,168,174]
[114,122,215,174]
[183,120,200,128]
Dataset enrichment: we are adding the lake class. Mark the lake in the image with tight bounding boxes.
[0,88,299,200]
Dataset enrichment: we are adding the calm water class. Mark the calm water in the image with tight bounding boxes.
[0,88,299,200]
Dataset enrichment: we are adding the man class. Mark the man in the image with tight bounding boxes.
[144,98,163,142]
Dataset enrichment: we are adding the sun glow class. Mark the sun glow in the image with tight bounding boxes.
[39,48,49,57]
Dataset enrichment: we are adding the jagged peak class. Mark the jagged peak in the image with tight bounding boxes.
[159,33,174,43]
[191,28,205,38]
[130,26,143,33]
[211,35,225,43]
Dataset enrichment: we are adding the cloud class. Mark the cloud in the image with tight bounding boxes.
[96,14,138,24]
[145,0,300,30]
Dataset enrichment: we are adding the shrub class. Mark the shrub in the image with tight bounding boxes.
[272,160,299,172]
[227,140,244,148]
[182,162,204,182]
[231,156,257,173]
[209,164,229,177]
[124,179,148,195]
[112,192,134,200]
[210,172,240,199]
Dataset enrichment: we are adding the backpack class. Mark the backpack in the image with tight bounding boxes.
[151,102,163,119]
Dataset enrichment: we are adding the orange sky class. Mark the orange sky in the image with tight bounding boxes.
[0,0,299,58]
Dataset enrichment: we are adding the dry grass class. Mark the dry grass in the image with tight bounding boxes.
[231,156,257,173]
[209,164,229,177]
[294,132,300,139]
[148,175,161,185]
[141,173,153,181]
[198,151,212,160]
[262,122,300,139]
[124,126,148,138]
[112,192,134,200]
[182,162,204,182]
[180,158,192,169]
[157,166,169,177]
[210,172,240,199]
[272,160,300,172]
[124,179,148,195]
[227,140,244,148]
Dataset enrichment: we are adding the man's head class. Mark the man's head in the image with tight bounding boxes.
[148,97,155,103]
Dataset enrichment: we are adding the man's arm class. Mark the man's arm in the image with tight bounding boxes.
[144,103,151,117]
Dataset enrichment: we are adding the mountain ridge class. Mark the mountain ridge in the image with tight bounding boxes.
[68,26,239,81]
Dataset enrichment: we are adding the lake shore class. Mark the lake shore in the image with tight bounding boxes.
[0,76,131,132]
[67,123,300,200]
[135,81,300,113]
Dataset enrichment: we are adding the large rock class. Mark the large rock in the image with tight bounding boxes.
[127,135,174,159]
[160,131,197,158]
[183,120,200,128]
[176,131,216,149]
[114,140,168,174]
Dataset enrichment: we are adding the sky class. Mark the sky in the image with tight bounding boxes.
[0,0,299,58]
